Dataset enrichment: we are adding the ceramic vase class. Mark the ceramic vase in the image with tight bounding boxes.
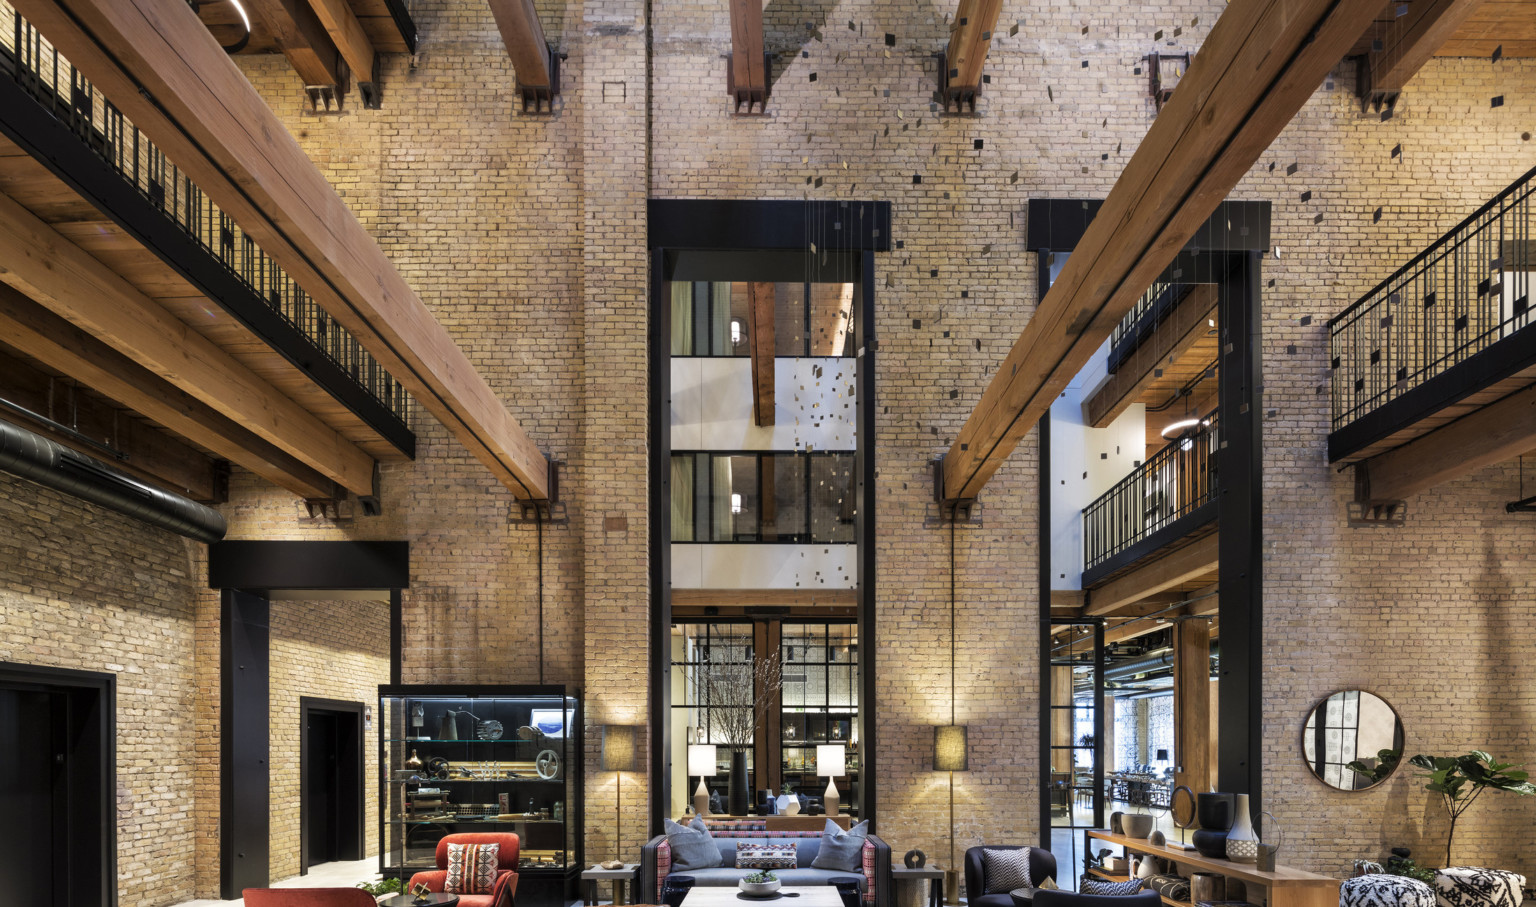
[728,750,750,816]
[1191,792,1234,859]
[1123,813,1155,838]
[1224,793,1259,863]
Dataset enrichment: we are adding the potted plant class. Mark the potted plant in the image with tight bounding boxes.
[740,870,782,897]
[1407,751,1536,866]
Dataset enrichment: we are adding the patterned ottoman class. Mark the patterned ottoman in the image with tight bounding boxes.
[1340,874,1436,907]
[1433,868,1527,907]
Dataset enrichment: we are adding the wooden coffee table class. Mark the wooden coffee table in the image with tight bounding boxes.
[682,887,845,907]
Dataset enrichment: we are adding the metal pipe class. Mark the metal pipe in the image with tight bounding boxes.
[0,418,226,543]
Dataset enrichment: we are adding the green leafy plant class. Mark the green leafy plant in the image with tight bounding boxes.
[1384,855,1435,885]
[1408,751,1536,866]
[744,871,779,884]
[1346,748,1403,786]
[356,878,406,896]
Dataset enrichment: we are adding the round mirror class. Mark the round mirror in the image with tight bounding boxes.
[1302,690,1404,791]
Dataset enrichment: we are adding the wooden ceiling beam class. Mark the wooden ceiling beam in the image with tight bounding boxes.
[14,0,551,499]
[0,191,375,496]
[1084,285,1218,428]
[1360,0,1489,95]
[0,284,340,500]
[748,282,776,427]
[486,0,556,110]
[307,0,382,107]
[940,0,1006,112]
[0,342,227,503]
[941,0,1382,502]
[728,0,768,113]
[1358,381,1536,502]
[245,0,350,101]
[1085,533,1220,616]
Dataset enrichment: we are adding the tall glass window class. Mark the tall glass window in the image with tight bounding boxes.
[669,282,857,358]
[671,452,856,543]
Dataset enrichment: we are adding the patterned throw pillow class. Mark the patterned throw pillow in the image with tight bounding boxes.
[983,848,1034,894]
[737,842,799,870]
[1081,879,1146,897]
[445,841,500,895]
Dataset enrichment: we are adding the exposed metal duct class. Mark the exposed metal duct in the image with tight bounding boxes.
[0,418,226,543]
[1104,653,1175,681]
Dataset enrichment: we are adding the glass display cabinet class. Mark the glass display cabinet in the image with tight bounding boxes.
[379,684,582,907]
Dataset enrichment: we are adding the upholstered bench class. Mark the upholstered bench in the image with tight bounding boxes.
[1433,868,1527,907]
[1340,874,1436,907]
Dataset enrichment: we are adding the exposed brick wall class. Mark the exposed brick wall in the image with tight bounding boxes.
[267,598,391,881]
[0,475,201,906]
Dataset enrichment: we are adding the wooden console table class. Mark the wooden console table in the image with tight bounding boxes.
[1083,829,1338,907]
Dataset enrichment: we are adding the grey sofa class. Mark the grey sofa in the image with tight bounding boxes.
[640,824,891,907]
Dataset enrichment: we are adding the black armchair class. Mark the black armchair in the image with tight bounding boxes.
[964,846,1059,907]
[1035,890,1162,907]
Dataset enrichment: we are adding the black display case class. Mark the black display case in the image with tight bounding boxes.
[378,684,583,907]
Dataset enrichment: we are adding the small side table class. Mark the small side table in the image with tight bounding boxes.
[1010,887,1043,907]
[380,895,460,907]
[892,866,945,907]
[583,863,640,906]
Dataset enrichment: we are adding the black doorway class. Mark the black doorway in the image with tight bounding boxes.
[0,662,115,907]
[300,697,365,874]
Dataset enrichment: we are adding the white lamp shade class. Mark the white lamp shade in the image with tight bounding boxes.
[816,744,846,777]
[688,743,718,777]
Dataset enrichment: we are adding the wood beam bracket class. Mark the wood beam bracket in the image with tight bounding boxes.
[305,82,347,112]
[517,48,562,114]
[935,50,978,114]
[726,52,773,114]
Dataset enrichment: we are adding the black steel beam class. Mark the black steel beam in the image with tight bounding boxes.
[1026,200,1271,252]
[208,540,410,589]
[649,199,892,252]
[0,76,415,458]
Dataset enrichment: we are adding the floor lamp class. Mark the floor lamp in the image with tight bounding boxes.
[935,514,969,905]
[602,726,638,861]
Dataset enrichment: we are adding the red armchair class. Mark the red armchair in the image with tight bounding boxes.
[244,889,379,906]
[408,832,521,907]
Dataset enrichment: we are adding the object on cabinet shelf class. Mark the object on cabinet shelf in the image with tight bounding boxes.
[405,749,424,770]
[1191,872,1224,904]
[1225,793,1259,863]
[530,708,569,737]
[537,749,561,780]
[1191,792,1234,859]
[1110,812,1124,835]
[412,702,425,731]
[1169,785,1198,851]
[1254,810,1282,872]
[905,849,927,869]
[1123,814,1154,839]
[1149,831,1166,847]
[438,712,460,740]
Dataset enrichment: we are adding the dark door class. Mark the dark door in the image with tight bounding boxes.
[302,701,364,873]
[0,687,65,905]
[307,711,339,865]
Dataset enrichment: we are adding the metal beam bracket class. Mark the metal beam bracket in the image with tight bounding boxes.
[726,51,773,114]
[510,458,563,522]
[517,48,561,114]
[935,51,978,114]
[1347,499,1407,527]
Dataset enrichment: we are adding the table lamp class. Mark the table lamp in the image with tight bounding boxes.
[688,744,717,816]
[817,744,846,817]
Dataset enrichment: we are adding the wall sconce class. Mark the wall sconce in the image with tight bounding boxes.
[731,493,743,514]
[730,319,743,347]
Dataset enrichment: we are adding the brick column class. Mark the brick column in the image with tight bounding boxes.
[580,0,652,866]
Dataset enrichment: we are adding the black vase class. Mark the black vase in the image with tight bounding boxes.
[1193,792,1236,859]
[728,750,750,816]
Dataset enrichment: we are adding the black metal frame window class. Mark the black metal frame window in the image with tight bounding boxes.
[780,622,859,813]
[670,451,856,543]
[1043,620,1104,889]
[668,281,857,358]
[671,623,756,791]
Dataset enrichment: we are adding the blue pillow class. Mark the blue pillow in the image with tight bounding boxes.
[665,817,722,872]
[811,819,869,872]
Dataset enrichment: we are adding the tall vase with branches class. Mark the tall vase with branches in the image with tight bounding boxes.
[1408,751,1535,867]
[694,644,782,814]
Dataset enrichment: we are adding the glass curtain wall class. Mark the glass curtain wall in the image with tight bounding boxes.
[1047,621,1103,888]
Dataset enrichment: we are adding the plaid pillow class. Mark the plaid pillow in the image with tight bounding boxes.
[445,842,500,895]
[737,842,798,870]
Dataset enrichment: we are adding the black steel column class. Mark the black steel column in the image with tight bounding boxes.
[1036,412,1052,849]
[856,249,878,829]
[221,589,271,898]
[390,589,403,685]
[1216,250,1264,804]
[648,247,671,838]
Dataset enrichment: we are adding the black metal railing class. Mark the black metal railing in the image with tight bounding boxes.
[1106,275,1181,374]
[0,3,412,429]
[1329,164,1536,432]
[1082,413,1218,573]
